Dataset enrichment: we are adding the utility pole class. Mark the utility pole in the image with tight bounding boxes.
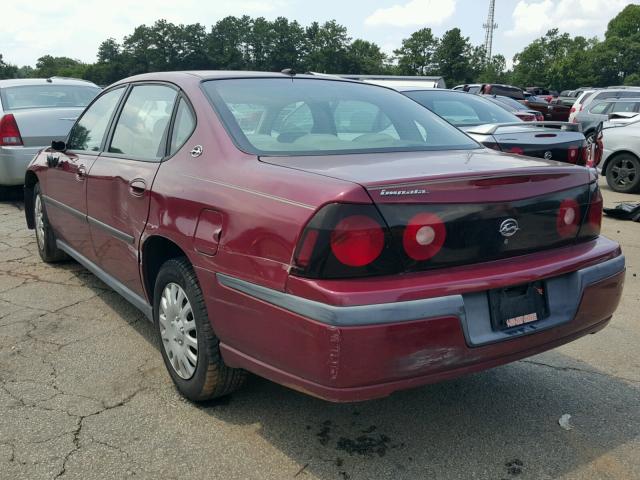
[483,0,498,61]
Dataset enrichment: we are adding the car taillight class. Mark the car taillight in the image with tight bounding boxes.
[507,146,525,155]
[557,198,580,238]
[402,213,446,261]
[579,184,603,238]
[330,215,385,267]
[484,141,502,151]
[292,203,401,279]
[567,146,580,164]
[0,114,23,146]
[536,113,544,121]
[570,107,576,114]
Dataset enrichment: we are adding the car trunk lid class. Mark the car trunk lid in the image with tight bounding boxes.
[8,107,82,147]
[263,149,594,273]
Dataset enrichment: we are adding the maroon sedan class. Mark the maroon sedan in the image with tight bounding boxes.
[24,72,625,403]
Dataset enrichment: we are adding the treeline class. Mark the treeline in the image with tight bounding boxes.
[1,5,640,90]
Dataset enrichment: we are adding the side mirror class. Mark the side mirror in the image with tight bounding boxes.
[51,140,66,152]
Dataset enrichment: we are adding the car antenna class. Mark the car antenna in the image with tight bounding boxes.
[281,68,296,76]
[46,78,53,83]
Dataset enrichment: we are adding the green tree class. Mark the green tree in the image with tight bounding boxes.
[0,54,18,79]
[303,20,351,73]
[433,28,473,86]
[394,28,439,75]
[34,55,87,78]
[346,39,389,74]
[208,16,252,69]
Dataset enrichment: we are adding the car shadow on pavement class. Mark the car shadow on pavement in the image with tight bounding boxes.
[193,350,639,479]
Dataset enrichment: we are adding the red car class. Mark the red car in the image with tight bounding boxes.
[24,72,625,403]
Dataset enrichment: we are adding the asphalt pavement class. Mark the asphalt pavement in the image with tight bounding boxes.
[0,178,638,480]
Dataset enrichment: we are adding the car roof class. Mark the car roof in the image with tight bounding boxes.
[115,70,361,84]
[0,77,98,88]
[394,87,455,93]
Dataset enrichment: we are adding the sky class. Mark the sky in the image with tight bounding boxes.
[2,0,639,68]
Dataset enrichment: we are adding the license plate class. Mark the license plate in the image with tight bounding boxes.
[488,281,548,331]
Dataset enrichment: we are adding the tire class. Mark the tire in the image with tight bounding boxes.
[33,184,67,263]
[605,153,640,193]
[153,257,246,401]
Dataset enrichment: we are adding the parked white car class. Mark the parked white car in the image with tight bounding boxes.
[601,119,640,193]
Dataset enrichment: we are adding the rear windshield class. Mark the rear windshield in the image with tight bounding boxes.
[404,90,518,127]
[202,78,479,156]
[1,85,100,110]
[491,95,528,111]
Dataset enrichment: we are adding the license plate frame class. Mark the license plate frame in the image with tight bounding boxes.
[488,281,549,331]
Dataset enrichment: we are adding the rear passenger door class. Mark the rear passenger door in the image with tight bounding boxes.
[85,83,178,296]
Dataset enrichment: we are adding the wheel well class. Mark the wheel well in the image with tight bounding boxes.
[24,171,38,229]
[141,236,189,303]
[602,150,639,174]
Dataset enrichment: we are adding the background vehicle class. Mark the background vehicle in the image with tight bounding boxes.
[601,119,640,192]
[526,87,559,103]
[0,77,100,188]
[578,87,640,113]
[575,98,640,142]
[454,83,525,99]
[343,75,446,89]
[483,94,544,122]
[568,89,598,123]
[400,88,588,164]
[24,71,623,404]
[522,94,572,122]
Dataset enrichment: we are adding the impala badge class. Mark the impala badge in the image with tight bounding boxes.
[499,218,519,238]
[380,189,428,196]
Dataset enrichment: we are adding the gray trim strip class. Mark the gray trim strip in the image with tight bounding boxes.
[56,240,153,321]
[42,195,86,221]
[216,273,466,327]
[87,216,134,244]
[217,254,625,328]
[42,195,134,245]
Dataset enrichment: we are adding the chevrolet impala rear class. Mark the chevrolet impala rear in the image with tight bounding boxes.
[26,72,625,403]
[201,77,624,402]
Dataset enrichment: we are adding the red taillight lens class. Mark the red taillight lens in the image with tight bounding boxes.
[508,146,525,155]
[402,212,446,261]
[567,146,579,164]
[582,187,603,237]
[0,114,23,146]
[557,198,580,237]
[570,107,576,114]
[294,230,319,268]
[330,215,385,267]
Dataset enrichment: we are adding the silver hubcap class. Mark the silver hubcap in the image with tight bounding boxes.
[35,194,45,251]
[159,283,198,379]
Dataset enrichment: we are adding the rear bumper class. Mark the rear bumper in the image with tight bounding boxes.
[200,237,625,402]
[0,146,41,186]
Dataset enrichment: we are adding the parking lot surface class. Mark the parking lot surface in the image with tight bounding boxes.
[0,179,638,480]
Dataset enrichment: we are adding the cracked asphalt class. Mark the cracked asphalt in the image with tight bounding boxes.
[0,179,638,480]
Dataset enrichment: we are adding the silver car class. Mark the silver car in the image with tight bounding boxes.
[0,77,100,187]
[601,118,640,193]
[575,98,640,142]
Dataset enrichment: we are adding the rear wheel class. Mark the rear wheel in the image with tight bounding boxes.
[606,153,640,193]
[33,184,67,263]
[154,257,246,401]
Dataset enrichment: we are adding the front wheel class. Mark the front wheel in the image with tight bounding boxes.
[33,184,67,263]
[606,154,640,193]
[154,257,246,401]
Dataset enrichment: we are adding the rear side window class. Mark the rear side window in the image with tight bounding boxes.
[589,103,610,114]
[109,84,177,160]
[612,101,638,113]
[467,86,481,94]
[0,85,100,110]
[67,87,125,152]
[170,99,196,155]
